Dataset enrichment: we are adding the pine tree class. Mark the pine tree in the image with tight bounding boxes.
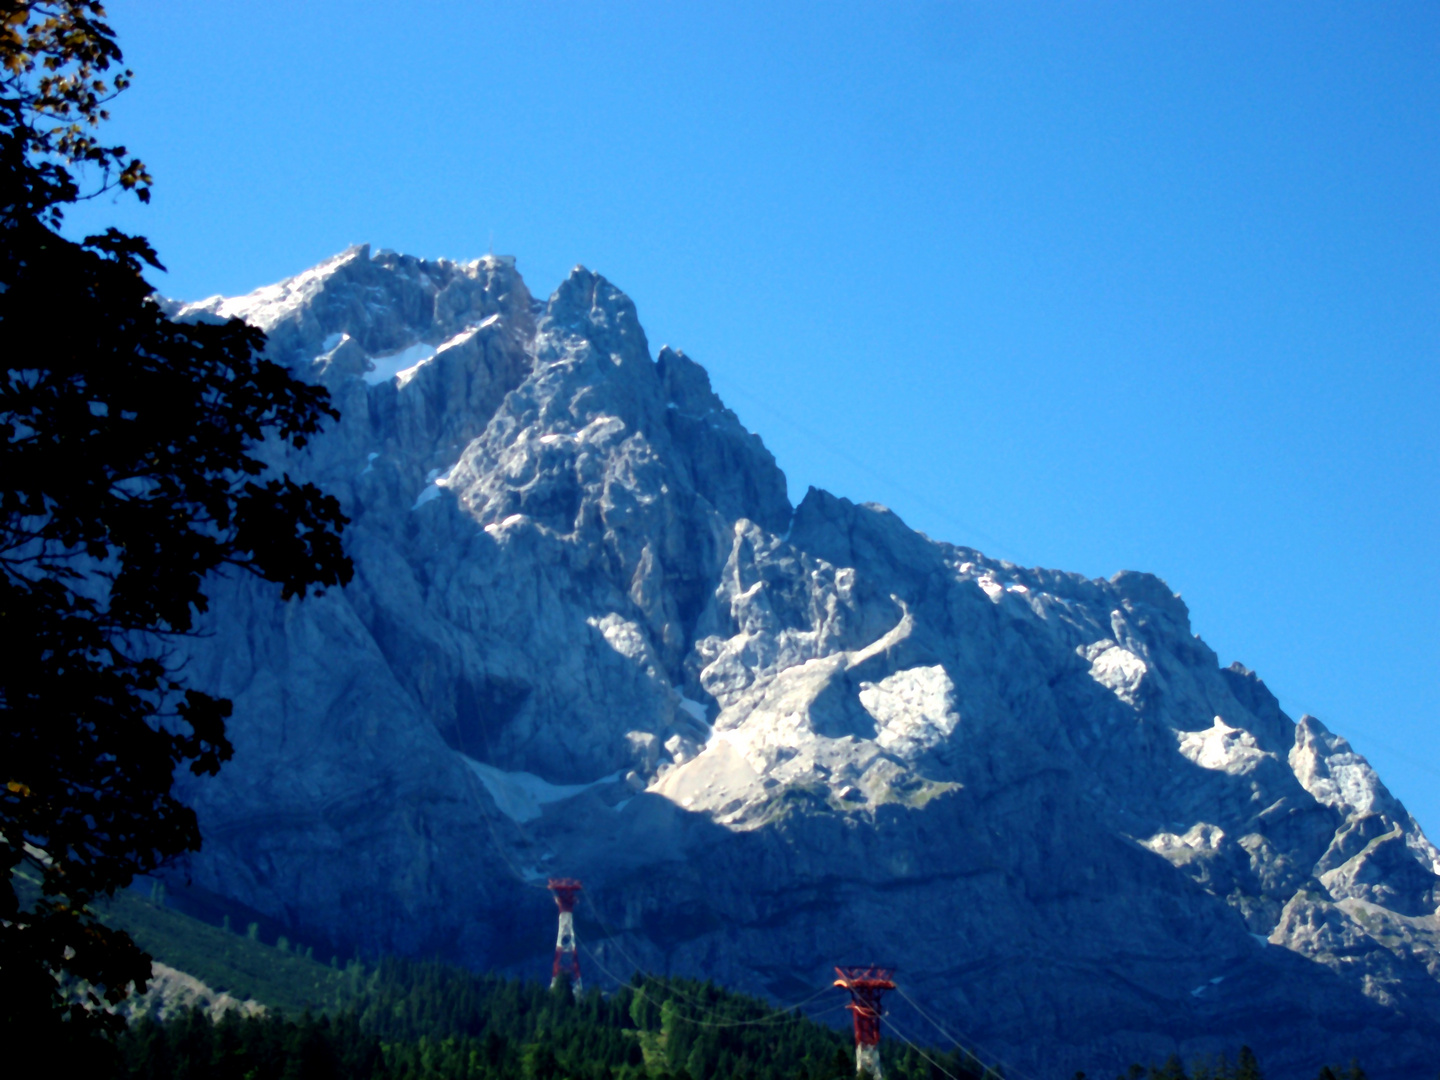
[1150,1056,1189,1080]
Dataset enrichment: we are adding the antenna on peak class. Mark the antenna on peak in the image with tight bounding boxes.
[488,230,494,256]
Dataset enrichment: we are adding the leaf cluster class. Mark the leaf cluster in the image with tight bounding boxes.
[0,0,150,225]
[1,0,351,1042]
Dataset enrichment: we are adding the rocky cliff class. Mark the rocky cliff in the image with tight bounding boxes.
[166,247,1440,1078]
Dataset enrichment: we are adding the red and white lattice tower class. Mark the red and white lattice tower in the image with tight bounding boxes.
[548,878,583,997]
[834,966,897,1079]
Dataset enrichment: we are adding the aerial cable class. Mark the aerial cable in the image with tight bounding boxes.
[880,1016,969,1080]
[581,941,840,1025]
[715,376,1030,565]
[893,984,1019,1073]
[892,986,1043,1080]
[573,882,723,1006]
[460,685,933,1043]
[468,759,1010,1074]
[452,687,559,892]
[455,719,817,1021]
[886,1013,1033,1080]
[579,942,843,1029]
[579,880,842,1018]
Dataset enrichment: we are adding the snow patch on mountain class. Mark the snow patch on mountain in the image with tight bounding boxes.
[177,245,367,330]
[464,758,621,823]
[859,665,959,758]
[166,247,1440,1078]
[1177,716,1275,775]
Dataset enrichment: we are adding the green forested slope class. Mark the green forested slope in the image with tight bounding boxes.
[85,888,1367,1080]
[102,885,355,1015]
[109,959,997,1080]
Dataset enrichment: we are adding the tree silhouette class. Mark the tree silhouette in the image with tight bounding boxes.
[1,0,351,1042]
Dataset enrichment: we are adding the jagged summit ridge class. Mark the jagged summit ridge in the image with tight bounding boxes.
[169,248,1440,1079]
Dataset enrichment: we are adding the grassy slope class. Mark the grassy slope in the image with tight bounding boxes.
[14,864,347,1013]
[99,887,355,1015]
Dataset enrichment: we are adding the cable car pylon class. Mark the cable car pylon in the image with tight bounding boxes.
[548,878,583,997]
[834,966,896,1079]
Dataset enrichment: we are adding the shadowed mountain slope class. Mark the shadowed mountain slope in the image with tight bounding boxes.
[165,247,1440,1079]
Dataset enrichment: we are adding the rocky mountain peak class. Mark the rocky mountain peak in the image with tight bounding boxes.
[169,249,1440,1079]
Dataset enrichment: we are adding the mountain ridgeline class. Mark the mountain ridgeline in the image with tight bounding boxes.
[162,247,1440,1079]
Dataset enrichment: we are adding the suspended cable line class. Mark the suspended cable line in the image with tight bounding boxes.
[453,742,829,1025]
[451,687,583,896]
[453,655,1021,1071]
[881,1015,970,1080]
[579,941,844,1029]
[581,879,861,1022]
[892,985,1043,1080]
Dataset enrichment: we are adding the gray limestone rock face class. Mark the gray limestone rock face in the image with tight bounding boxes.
[165,249,1440,1079]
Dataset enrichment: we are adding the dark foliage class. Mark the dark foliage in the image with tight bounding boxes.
[1,0,351,1043]
[116,1008,387,1080]
[1104,1045,1372,1080]
[102,962,1007,1080]
[91,948,1372,1080]
[351,961,855,1080]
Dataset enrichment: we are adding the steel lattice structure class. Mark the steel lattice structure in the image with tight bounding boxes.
[833,967,896,1079]
[548,878,583,997]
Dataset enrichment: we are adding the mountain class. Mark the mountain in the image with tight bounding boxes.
[163,246,1440,1079]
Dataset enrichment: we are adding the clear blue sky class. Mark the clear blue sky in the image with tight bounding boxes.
[69,2,1439,837]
